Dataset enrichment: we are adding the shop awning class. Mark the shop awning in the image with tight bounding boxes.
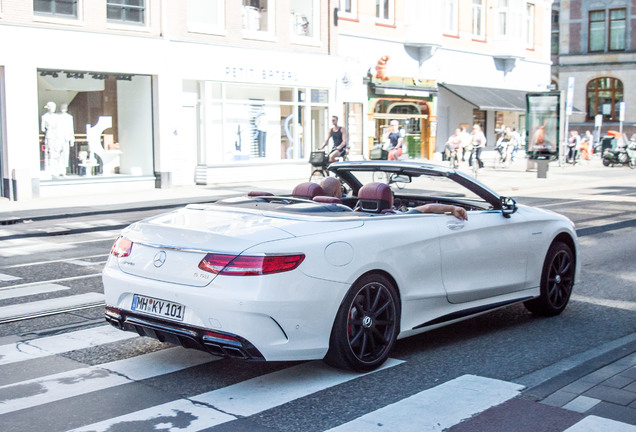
[439,83,528,112]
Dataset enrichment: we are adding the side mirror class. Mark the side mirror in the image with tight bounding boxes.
[501,196,517,218]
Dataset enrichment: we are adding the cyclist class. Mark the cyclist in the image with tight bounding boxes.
[320,116,347,163]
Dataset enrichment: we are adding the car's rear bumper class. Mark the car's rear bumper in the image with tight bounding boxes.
[105,307,264,360]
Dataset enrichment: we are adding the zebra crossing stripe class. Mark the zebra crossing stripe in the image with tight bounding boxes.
[563,416,636,432]
[0,272,21,281]
[68,358,404,432]
[0,347,215,415]
[0,283,69,301]
[325,375,524,432]
[0,325,138,366]
[0,292,104,320]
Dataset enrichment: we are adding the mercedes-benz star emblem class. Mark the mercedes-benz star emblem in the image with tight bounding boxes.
[153,251,167,268]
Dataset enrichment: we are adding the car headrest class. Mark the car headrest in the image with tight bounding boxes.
[248,191,274,197]
[313,195,343,204]
[357,182,393,213]
[292,182,324,199]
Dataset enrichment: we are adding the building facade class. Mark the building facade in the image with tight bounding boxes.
[0,0,553,201]
[0,0,338,200]
[334,0,553,157]
[552,0,636,140]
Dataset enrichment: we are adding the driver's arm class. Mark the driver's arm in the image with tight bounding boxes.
[408,203,468,221]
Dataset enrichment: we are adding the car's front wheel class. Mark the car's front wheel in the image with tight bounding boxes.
[524,241,575,316]
[324,274,400,372]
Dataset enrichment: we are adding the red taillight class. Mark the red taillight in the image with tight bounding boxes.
[110,237,133,257]
[198,253,305,276]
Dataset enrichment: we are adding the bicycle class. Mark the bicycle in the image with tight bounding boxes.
[309,149,349,182]
[309,151,329,182]
[448,146,459,169]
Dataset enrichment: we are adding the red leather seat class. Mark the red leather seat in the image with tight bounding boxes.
[292,182,324,199]
[356,182,393,213]
[248,191,274,197]
[313,195,343,204]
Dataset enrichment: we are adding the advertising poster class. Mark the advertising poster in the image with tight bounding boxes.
[526,92,561,160]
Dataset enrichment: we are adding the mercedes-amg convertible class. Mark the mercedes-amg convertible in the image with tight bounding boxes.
[103,161,578,372]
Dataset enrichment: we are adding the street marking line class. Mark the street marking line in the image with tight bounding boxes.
[0,347,215,415]
[564,415,636,432]
[325,375,524,432]
[0,283,69,301]
[0,273,102,291]
[0,292,105,320]
[3,254,108,268]
[572,294,636,311]
[68,358,403,432]
[0,325,138,366]
[0,272,21,281]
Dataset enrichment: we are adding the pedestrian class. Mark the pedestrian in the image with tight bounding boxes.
[384,120,404,161]
[459,126,471,162]
[495,127,512,165]
[580,130,593,159]
[510,128,521,161]
[320,116,347,163]
[444,128,461,165]
[469,124,486,169]
[567,130,580,163]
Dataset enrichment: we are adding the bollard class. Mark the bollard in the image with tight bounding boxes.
[537,160,549,179]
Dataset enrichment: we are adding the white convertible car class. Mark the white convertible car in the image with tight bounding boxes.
[103,161,578,372]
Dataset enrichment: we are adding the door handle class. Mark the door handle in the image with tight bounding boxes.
[446,221,465,231]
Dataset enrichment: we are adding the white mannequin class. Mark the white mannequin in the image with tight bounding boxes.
[58,103,75,175]
[41,101,63,177]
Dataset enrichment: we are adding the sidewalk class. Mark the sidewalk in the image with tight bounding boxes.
[1,153,635,425]
[2,152,634,221]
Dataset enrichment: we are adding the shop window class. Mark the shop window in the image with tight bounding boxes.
[34,0,78,18]
[472,109,486,132]
[37,69,154,179]
[187,0,225,35]
[443,0,458,35]
[216,83,327,162]
[587,77,623,121]
[376,0,394,24]
[471,0,485,39]
[107,0,145,25]
[291,0,318,39]
[242,0,274,35]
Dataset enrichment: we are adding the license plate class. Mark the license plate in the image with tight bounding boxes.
[131,294,185,321]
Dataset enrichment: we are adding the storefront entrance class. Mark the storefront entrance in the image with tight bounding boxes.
[371,99,433,160]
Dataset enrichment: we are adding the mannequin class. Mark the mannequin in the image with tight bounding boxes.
[41,102,62,176]
[58,103,75,175]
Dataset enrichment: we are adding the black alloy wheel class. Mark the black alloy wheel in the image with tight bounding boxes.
[524,242,575,316]
[324,274,399,372]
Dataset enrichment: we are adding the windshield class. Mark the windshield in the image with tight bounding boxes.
[341,169,489,207]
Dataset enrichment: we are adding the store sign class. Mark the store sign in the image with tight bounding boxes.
[224,66,297,83]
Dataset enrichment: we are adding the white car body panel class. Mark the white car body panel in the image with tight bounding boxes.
[102,161,579,367]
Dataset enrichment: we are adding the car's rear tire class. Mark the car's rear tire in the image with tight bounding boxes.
[524,242,574,316]
[324,274,399,372]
